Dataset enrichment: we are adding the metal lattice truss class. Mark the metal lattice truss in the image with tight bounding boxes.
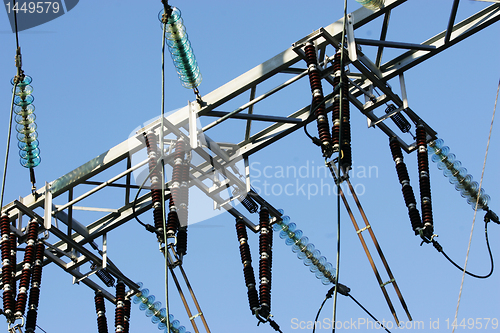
[2,0,499,303]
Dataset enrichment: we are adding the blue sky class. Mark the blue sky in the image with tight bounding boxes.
[1,1,499,333]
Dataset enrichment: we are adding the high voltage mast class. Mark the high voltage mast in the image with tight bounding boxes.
[1,1,499,332]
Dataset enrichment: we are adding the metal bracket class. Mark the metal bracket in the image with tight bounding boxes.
[44,182,52,230]
[356,224,371,234]
[346,13,357,62]
[188,100,199,150]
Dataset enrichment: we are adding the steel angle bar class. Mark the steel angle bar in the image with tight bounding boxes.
[47,224,138,292]
[197,0,405,121]
[381,3,500,80]
[52,205,90,238]
[83,180,146,190]
[204,111,304,124]
[0,1,406,221]
[191,146,246,191]
[202,69,309,132]
[73,191,165,247]
[188,176,257,232]
[56,206,119,213]
[245,87,257,141]
[376,11,391,67]
[355,38,436,51]
[445,0,461,44]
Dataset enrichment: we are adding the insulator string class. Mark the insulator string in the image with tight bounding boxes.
[1,214,15,320]
[258,207,272,319]
[416,124,434,239]
[235,218,260,314]
[303,42,333,157]
[114,281,125,333]
[26,240,45,333]
[14,219,39,319]
[273,210,336,284]
[389,137,423,234]
[95,291,109,333]
[133,282,191,333]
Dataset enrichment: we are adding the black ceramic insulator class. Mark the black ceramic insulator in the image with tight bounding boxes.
[304,43,333,153]
[25,309,38,333]
[243,265,256,288]
[389,137,404,160]
[97,315,109,333]
[1,216,13,318]
[27,287,39,308]
[258,208,272,316]
[1,243,10,262]
[15,220,41,317]
[15,293,28,317]
[151,189,162,204]
[95,292,106,314]
[340,83,352,170]
[1,245,11,285]
[259,284,271,318]
[166,209,179,234]
[115,308,125,333]
[241,195,258,214]
[236,219,259,313]
[171,139,186,208]
[247,287,259,312]
[236,220,248,240]
[3,289,15,317]
[10,232,16,280]
[96,268,115,288]
[114,282,125,330]
[239,243,252,264]
[331,51,342,149]
[10,233,17,301]
[145,132,158,155]
[2,265,12,289]
[145,133,161,188]
[176,228,187,256]
[31,266,42,286]
[416,124,433,237]
[25,241,44,333]
[26,220,39,241]
[34,241,44,263]
[390,137,422,234]
[177,162,189,228]
[408,208,423,233]
[95,292,109,333]
[153,207,164,232]
[123,298,131,333]
[15,272,31,316]
[0,214,10,235]
[401,185,417,207]
[395,163,410,184]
